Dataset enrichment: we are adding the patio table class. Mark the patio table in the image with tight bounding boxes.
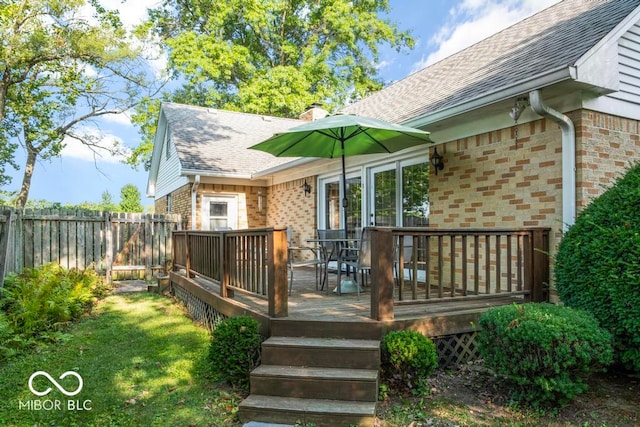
[306,237,360,295]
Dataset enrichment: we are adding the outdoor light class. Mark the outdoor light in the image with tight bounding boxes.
[302,179,312,197]
[430,147,444,175]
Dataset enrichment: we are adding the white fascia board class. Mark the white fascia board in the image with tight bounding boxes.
[251,157,317,178]
[403,65,576,130]
[181,168,254,180]
[146,109,168,197]
[181,169,270,186]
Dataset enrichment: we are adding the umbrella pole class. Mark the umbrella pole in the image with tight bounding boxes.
[341,145,349,239]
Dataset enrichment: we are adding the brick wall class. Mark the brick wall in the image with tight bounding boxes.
[155,197,167,215]
[194,183,267,230]
[172,184,192,229]
[427,109,640,299]
[430,116,563,236]
[574,110,640,207]
[267,176,317,245]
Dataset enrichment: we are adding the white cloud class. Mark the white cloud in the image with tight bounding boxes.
[61,128,131,164]
[412,0,561,73]
[99,0,161,31]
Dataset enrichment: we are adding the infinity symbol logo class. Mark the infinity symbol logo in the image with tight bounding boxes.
[28,371,83,397]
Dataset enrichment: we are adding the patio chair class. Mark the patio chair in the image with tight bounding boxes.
[315,228,346,291]
[286,227,325,295]
[337,227,372,298]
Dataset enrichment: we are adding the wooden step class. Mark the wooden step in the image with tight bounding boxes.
[270,318,383,339]
[250,365,378,401]
[238,395,376,427]
[261,337,380,369]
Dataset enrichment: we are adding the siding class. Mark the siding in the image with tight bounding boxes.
[156,122,189,199]
[611,21,640,105]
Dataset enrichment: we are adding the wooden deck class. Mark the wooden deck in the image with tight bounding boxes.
[171,266,525,339]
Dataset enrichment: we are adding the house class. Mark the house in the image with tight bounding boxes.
[148,0,640,296]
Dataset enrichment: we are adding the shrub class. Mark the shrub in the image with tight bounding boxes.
[1,264,107,337]
[208,315,262,387]
[477,303,613,407]
[555,162,640,372]
[380,330,438,395]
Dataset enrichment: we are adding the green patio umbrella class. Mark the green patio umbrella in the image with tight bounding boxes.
[249,113,433,235]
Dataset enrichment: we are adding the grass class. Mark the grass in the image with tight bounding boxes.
[0,293,243,427]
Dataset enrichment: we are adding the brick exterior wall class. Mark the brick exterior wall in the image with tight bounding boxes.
[155,197,167,215]
[574,110,640,207]
[427,109,640,299]
[429,115,563,239]
[267,176,317,245]
[194,183,267,230]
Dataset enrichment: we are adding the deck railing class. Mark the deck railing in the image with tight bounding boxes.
[172,227,288,317]
[172,227,549,322]
[370,227,550,320]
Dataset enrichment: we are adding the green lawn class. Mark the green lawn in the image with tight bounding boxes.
[0,293,243,427]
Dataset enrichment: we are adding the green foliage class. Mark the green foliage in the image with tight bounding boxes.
[381,330,438,396]
[129,0,415,168]
[119,183,144,212]
[477,303,613,407]
[0,0,160,206]
[555,163,640,372]
[0,263,109,338]
[208,315,262,388]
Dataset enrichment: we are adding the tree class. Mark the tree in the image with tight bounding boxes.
[99,190,117,211]
[119,184,143,212]
[0,0,164,207]
[127,0,414,169]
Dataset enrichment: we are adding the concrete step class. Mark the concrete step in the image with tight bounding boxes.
[261,336,380,369]
[250,365,378,401]
[238,395,376,427]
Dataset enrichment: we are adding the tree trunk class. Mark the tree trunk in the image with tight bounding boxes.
[15,149,37,208]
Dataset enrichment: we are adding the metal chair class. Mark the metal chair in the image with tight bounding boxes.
[286,227,325,295]
[337,227,372,298]
[315,228,346,291]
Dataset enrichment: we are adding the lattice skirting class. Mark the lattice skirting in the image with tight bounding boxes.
[171,282,227,331]
[433,332,479,368]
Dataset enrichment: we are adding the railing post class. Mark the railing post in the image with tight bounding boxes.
[531,228,550,302]
[371,228,394,321]
[268,228,288,318]
[221,232,230,298]
[185,231,191,279]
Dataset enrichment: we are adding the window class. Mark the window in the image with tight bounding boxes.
[201,195,238,230]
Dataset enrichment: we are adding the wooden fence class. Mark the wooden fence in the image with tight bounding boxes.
[0,208,182,285]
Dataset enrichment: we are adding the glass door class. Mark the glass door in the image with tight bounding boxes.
[319,175,362,236]
[369,165,397,226]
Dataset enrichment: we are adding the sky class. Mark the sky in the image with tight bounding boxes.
[5,0,561,207]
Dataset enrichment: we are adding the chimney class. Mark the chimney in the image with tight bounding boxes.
[299,103,329,121]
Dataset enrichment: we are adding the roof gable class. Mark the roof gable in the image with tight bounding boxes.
[344,0,640,124]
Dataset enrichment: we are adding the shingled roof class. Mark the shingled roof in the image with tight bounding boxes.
[161,103,302,176]
[343,0,640,124]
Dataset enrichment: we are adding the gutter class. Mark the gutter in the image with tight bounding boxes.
[191,175,200,230]
[529,90,576,231]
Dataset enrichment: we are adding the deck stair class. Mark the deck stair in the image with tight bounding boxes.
[238,320,381,427]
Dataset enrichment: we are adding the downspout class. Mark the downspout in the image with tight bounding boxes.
[528,90,576,231]
[191,175,200,230]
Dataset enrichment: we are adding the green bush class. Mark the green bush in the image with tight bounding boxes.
[477,303,613,407]
[208,315,262,387]
[0,263,108,337]
[555,163,640,372]
[381,330,438,395]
